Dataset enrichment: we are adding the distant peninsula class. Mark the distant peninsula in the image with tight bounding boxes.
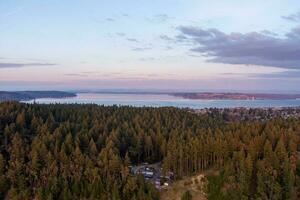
[0,91,77,101]
[173,92,300,100]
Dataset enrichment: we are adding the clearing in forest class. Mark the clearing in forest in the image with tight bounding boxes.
[160,174,207,200]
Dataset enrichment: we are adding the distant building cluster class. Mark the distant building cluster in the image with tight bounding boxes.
[130,163,174,189]
[192,107,300,122]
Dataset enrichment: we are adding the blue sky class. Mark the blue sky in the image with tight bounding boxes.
[1,0,300,92]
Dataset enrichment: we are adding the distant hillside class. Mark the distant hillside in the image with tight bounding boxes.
[173,92,300,100]
[0,91,76,101]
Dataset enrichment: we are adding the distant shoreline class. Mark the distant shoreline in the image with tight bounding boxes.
[2,91,300,102]
[0,91,77,102]
[77,91,300,100]
[172,92,300,100]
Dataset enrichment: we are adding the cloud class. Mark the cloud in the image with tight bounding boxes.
[127,38,139,43]
[177,25,300,69]
[260,30,278,36]
[131,47,152,52]
[253,70,300,79]
[165,46,173,50]
[0,62,56,69]
[219,70,300,80]
[159,34,189,44]
[154,14,170,22]
[82,71,101,74]
[2,7,24,18]
[159,35,173,41]
[282,12,300,22]
[64,73,87,77]
[116,32,126,37]
[139,57,155,61]
[106,18,115,22]
[146,14,171,23]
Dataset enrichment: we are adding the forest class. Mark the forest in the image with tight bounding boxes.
[0,102,299,199]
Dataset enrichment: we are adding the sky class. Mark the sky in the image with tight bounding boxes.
[1,0,300,92]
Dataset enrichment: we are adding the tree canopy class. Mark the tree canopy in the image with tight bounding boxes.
[0,102,299,199]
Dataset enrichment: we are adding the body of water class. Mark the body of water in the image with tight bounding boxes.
[24,93,300,109]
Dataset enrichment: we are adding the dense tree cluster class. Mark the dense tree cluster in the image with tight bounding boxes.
[0,102,166,199]
[204,118,300,200]
[0,102,299,199]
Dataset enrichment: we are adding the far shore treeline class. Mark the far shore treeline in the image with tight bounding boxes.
[0,91,76,102]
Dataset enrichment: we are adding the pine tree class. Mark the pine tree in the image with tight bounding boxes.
[181,190,192,200]
[7,133,27,190]
[0,153,9,198]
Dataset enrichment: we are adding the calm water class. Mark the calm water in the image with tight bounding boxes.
[25,93,300,109]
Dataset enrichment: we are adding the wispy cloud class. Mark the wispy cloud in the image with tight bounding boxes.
[159,35,173,41]
[131,47,152,52]
[0,62,57,69]
[252,70,300,79]
[154,14,171,22]
[282,12,300,22]
[82,71,101,74]
[165,46,173,50]
[64,73,87,77]
[260,30,278,36]
[127,38,139,43]
[106,18,115,22]
[146,14,172,23]
[139,57,156,61]
[159,34,188,44]
[1,7,24,18]
[116,32,126,37]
